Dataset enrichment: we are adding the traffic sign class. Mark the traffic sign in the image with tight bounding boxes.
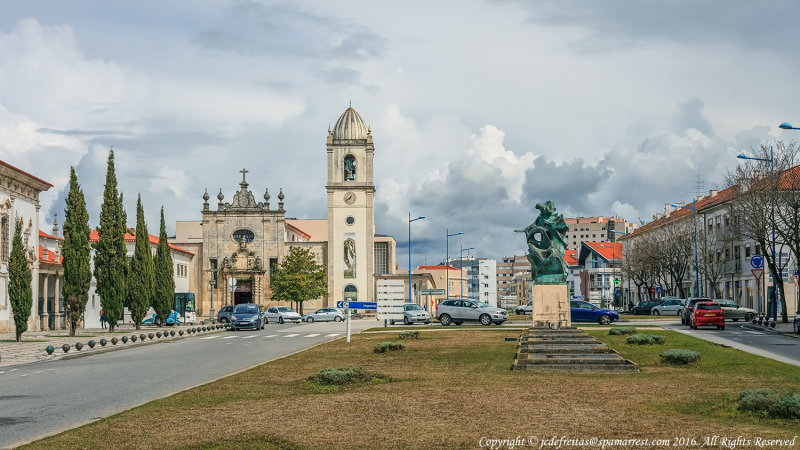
[420,289,445,296]
[750,254,764,269]
[751,268,764,282]
[336,301,377,310]
[336,301,346,308]
[656,286,663,294]
[613,279,620,285]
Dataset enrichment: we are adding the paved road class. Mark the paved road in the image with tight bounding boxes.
[663,321,800,366]
[0,319,376,448]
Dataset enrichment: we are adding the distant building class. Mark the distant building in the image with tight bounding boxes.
[456,257,497,307]
[577,242,623,308]
[565,216,637,252]
[496,255,530,299]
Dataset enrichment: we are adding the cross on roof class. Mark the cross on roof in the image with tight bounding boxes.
[240,168,248,183]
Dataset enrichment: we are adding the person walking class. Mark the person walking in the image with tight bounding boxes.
[100,309,106,329]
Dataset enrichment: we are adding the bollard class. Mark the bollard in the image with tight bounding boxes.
[131,335,137,342]
[156,331,162,338]
[75,342,84,351]
[100,338,107,346]
[148,333,155,340]
[170,330,176,337]
[122,336,128,344]
[46,345,55,355]
[62,344,70,353]
[140,333,146,341]
[88,340,96,348]
[111,337,118,345]
[179,330,184,336]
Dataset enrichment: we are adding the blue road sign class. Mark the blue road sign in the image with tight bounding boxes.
[751,254,764,269]
[336,301,345,308]
[656,286,663,294]
[335,301,377,309]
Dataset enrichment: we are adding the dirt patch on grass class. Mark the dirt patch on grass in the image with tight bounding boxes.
[24,330,800,449]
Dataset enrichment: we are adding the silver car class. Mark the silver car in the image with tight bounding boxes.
[264,306,302,324]
[302,307,345,323]
[715,299,757,322]
[435,299,508,326]
[515,300,532,315]
[390,303,431,325]
[651,299,685,316]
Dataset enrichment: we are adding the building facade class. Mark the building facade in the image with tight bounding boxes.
[565,216,637,252]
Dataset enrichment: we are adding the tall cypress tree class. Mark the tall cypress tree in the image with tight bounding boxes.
[153,206,174,324]
[93,150,126,332]
[62,167,92,337]
[9,217,32,342]
[127,194,154,330]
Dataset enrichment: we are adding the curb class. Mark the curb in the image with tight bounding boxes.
[58,328,227,361]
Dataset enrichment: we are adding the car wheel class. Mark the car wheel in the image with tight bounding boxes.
[745,313,755,322]
[633,310,638,315]
[480,314,492,326]
[278,317,284,324]
[390,320,395,325]
[652,310,660,316]
[732,318,739,322]
[221,317,229,324]
[307,317,314,323]
[598,314,612,325]
[404,316,410,325]
[439,314,452,326]
[720,325,725,331]
[334,316,343,322]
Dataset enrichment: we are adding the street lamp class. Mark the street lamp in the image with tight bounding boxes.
[610,230,632,311]
[460,245,475,298]
[670,203,700,297]
[737,143,776,321]
[446,229,464,299]
[408,213,426,305]
[599,243,617,310]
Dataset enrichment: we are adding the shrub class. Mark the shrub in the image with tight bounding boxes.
[308,367,371,386]
[609,327,637,336]
[374,341,405,353]
[398,330,419,340]
[739,389,800,420]
[659,348,701,364]
[625,333,666,345]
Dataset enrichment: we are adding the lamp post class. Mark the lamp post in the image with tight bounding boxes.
[446,229,464,299]
[671,203,700,297]
[408,213,426,305]
[610,230,632,311]
[207,263,218,319]
[737,142,776,321]
[460,245,475,298]
[599,243,617,310]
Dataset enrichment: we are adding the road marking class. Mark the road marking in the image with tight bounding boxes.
[199,336,219,340]
[20,373,29,377]
[242,335,258,339]
[222,336,237,339]
[263,335,277,338]
[304,334,320,338]
[325,333,340,337]
[0,371,5,374]
[34,370,43,374]
[283,334,299,337]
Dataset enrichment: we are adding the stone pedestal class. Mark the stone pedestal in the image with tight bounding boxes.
[530,283,570,328]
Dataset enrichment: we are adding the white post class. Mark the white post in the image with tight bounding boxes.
[346,304,352,343]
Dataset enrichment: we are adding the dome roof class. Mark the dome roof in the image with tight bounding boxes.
[332,106,368,142]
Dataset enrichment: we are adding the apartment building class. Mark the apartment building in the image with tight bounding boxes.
[565,216,637,252]
[496,255,530,299]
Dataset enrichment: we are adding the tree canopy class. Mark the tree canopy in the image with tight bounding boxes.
[271,247,326,314]
[62,167,92,337]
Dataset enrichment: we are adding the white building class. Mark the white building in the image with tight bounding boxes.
[460,258,498,307]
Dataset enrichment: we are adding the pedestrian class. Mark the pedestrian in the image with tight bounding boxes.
[100,309,105,329]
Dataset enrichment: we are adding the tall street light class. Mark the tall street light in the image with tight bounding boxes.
[460,244,475,298]
[446,229,464,299]
[671,203,700,297]
[610,230,632,311]
[599,243,618,310]
[737,143,776,321]
[408,213,426,305]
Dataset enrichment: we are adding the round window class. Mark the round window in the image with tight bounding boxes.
[346,216,355,225]
[232,229,255,243]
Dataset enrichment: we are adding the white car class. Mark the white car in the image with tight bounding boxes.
[651,299,685,316]
[515,300,532,315]
[264,306,302,324]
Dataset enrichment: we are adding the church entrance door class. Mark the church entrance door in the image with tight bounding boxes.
[234,280,253,304]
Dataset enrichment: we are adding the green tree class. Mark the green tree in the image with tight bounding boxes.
[271,247,326,314]
[153,206,175,324]
[62,167,92,337]
[9,217,32,342]
[127,194,155,330]
[93,149,127,332]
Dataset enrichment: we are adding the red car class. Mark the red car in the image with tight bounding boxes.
[691,302,725,330]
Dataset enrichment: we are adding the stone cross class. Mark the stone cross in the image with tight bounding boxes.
[240,168,248,183]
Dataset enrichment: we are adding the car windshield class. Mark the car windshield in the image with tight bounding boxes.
[474,301,489,308]
[405,304,423,311]
[234,305,258,314]
[277,307,294,313]
[696,304,721,310]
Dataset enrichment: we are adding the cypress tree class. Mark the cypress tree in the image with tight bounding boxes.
[127,194,154,330]
[93,149,126,332]
[9,217,32,342]
[62,167,92,337]
[153,206,175,324]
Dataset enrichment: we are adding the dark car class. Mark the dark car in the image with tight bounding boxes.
[230,303,264,331]
[681,297,714,325]
[216,305,234,323]
[690,301,725,330]
[794,312,800,335]
[631,300,663,315]
[570,300,619,325]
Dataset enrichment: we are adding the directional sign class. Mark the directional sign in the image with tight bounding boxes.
[336,301,346,309]
[750,254,764,269]
[346,301,377,310]
[656,286,663,294]
[420,289,445,296]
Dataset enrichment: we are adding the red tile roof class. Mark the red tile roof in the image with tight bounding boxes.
[0,160,53,187]
[89,229,194,255]
[39,230,63,241]
[416,265,460,271]
[635,185,738,235]
[584,242,623,260]
[38,246,62,264]
[564,250,579,266]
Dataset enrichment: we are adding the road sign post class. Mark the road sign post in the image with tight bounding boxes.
[228,278,237,305]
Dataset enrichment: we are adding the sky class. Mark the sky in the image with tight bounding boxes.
[2,0,800,268]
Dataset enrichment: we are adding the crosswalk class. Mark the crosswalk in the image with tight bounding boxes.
[195,333,340,341]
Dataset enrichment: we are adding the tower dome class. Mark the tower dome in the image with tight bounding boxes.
[332,106,368,142]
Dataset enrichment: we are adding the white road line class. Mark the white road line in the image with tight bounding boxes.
[10,368,17,372]
[743,331,762,334]
[304,334,320,338]
[0,371,5,374]
[222,336,238,339]
[283,334,299,337]
[263,335,277,338]
[34,370,43,374]
[325,333,340,337]
[242,335,258,339]
[20,374,29,377]
[199,336,219,340]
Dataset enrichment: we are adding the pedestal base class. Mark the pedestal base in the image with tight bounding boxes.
[530,283,570,328]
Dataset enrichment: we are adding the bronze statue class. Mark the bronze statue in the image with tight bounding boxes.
[516,201,569,284]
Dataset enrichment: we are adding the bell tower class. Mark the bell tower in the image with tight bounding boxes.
[326,106,375,305]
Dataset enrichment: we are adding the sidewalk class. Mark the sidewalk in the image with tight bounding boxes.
[0,319,219,368]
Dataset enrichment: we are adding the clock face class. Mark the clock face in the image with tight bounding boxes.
[344,192,356,204]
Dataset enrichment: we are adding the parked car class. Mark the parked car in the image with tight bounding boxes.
[681,297,714,325]
[217,305,234,324]
[264,306,302,324]
[302,308,345,323]
[712,299,757,322]
[230,303,264,331]
[435,299,508,326]
[794,312,800,334]
[515,300,532,315]
[390,303,431,325]
[141,311,181,327]
[631,300,662,315]
[569,300,619,325]
[690,301,725,330]
[651,298,685,316]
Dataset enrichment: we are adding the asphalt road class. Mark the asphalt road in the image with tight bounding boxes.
[0,319,376,448]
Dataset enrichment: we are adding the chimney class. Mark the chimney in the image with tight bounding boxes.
[664,204,670,217]
[709,189,718,197]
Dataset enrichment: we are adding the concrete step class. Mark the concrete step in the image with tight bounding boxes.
[512,362,639,372]
[519,343,610,353]
[511,326,639,372]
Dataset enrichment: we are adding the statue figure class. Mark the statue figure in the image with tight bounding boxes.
[343,237,356,278]
[516,200,569,284]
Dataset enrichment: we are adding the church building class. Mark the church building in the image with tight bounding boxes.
[172,106,396,315]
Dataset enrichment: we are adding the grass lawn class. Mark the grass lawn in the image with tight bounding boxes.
[24,329,800,450]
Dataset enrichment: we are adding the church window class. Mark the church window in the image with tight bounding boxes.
[344,155,356,181]
[269,258,278,285]
[232,229,255,243]
[344,284,357,301]
[346,216,355,225]
[374,242,389,275]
